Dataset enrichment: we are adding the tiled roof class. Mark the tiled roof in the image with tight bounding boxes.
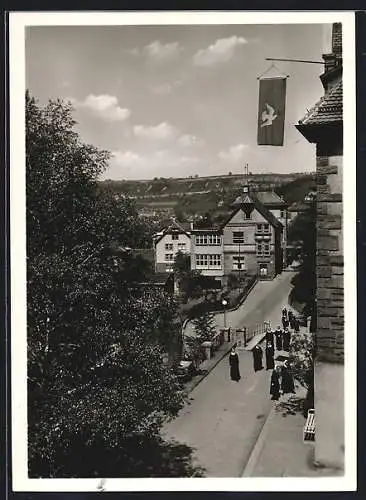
[254,190,287,207]
[298,79,342,126]
[253,200,283,229]
[232,194,254,206]
[223,194,283,230]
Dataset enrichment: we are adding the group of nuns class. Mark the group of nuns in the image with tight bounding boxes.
[228,306,296,400]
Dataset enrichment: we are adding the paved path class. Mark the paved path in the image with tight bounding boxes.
[184,272,296,338]
[163,271,296,477]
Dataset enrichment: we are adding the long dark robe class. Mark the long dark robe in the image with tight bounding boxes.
[281,366,295,393]
[270,370,281,400]
[265,346,275,370]
[294,318,300,333]
[282,307,288,319]
[283,330,291,351]
[252,345,263,372]
[229,352,241,381]
[265,330,274,344]
[282,316,289,330]
[275,329,283,350]
[289,314,296,330]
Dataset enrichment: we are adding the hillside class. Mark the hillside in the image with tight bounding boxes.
[99,172,316,226]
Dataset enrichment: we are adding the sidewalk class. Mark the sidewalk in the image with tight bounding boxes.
[243,386,343,477]
[242,321,344,478]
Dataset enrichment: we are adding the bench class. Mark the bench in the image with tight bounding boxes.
[303,409,315,443]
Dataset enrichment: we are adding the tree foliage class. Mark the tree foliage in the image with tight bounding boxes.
[26,92,187,477]
[289,331,314,391]
[185,311,217,364]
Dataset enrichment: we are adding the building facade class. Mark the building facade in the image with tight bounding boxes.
[153,220,191,273]
[153,186,286,282]
[296,23,344,471]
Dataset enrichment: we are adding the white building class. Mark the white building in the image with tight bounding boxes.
[153,219,191,273]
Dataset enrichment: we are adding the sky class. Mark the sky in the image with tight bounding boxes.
[25,23,331,180]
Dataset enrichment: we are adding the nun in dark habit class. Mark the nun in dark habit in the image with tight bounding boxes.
[293,317,300,333]
[265,328,274,344]
[281,360,296,394]
[229,345,241,382]
[275,326,283,351]
[282,306,288,319]
[270,366,281,401]
[252,344,263,372]
[282,313,289,330]
[288,310,295,330]
[265,341,275,370]
[283,328,291,351]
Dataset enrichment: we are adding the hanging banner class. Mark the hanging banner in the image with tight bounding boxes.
[257,77,287,146]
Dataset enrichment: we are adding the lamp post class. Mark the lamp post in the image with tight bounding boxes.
[222,298,228,328]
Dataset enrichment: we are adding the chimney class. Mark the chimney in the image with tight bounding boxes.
[332,22,342,55]
[321,23,342,90]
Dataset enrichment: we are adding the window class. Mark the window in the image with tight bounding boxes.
[196,254,222,269]
[165,253,174,261]
[178,242,186,251]
[280,210,285,218]
[165,243,173,250]
[257,223,270,234]
[195,234,221,246]
[256,243,270,257]
[259,263,268,276]
[209,254,221,268]
[244,211,251,220]
[172,234,179,240]
[233,256,245,270]
[233,231,244,244]
[196,254,208,267]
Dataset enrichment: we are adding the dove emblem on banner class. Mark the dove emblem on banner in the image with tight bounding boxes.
[261,103,277,127]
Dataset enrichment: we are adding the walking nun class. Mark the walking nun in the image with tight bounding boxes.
[229,345,241,382]
[252,344,263,372]
[275,326,283,350]
[288,310,295,330]
[281,360,296,394]
[283,328,291,351]
[293,316,300,333]
[265,341,275,370]
[265,327,274,344]
[282,306,288,319]
[270,366,281,400]
[282,313,289,330]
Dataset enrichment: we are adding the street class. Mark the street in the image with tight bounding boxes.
[162,271,296,477]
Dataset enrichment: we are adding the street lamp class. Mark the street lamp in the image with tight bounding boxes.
[222,298,228,329]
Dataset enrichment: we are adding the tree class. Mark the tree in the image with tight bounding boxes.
[26,92,187,477]
[185,311,217,365]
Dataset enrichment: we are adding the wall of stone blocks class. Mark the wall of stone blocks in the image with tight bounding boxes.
[316,153,344,362]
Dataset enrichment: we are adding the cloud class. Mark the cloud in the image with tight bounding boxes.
[133,122,178,140]
[111,149,201,173]
[178,134,204,147]
[144,40,181,61]
[218,143,249,163]
[151,79,183,95]
[193,36,248,67]
[112,151,140,167]
[70,94,131,122]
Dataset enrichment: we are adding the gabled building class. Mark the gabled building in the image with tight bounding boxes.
[189,185,283,282]
[153,219,192,273]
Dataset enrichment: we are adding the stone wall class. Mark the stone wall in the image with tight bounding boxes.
[316,151,344,363]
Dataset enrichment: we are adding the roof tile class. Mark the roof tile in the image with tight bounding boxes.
[298,80,342,126]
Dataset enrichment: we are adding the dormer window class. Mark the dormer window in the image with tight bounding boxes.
[172,234,179,240]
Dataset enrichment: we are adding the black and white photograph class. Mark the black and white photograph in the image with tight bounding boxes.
[9,11,356,492]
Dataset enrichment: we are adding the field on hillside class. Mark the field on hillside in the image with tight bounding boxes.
[100,172,316,224]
